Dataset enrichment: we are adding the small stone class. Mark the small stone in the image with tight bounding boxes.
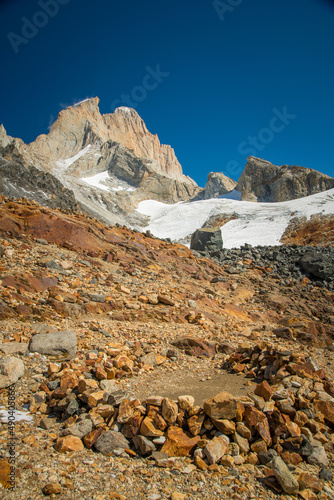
[39,417,54,430]
[307,446,329,467]
[298,472,323,492]
[319,468,333,481]
[42,483,62,495]
[140,417,164,437]
[171,493,186,500]
[233,432,250,454]
[254,380,273,401]
[195,455,208,470]
[0,356,25,388]
[160,426,200,457]
[83,428,103,449]
[212,418,236,435]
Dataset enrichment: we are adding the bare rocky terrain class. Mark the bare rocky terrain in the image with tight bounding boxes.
[0,195,333,500]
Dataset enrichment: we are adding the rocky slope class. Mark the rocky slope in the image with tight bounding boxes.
[0,143,78,212]
[0,196,334,499]
[236,156,334,202]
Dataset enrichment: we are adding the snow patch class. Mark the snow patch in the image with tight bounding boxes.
[82,171,111,192]
[115,107,132,114]
[82,171,137,193]
[137,188,334,248]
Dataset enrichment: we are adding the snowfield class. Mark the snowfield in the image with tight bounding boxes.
[137,188,334,248]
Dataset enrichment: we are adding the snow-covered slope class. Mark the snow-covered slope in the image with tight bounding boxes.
[137,188,334,248]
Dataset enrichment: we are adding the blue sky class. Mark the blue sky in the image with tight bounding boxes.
[0,0,333,187]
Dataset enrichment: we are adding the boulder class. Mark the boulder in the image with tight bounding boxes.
[299,251,334,280]
[272,456,299,494]
[0,357,25,388]
[190,228,223,253]
[29,331,77,360]
[204,391,238,420]
[94,431,129,455]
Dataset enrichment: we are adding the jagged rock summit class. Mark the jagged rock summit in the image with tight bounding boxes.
[204,172,237,199]
[236,156,334,202]
[0,98,199,225]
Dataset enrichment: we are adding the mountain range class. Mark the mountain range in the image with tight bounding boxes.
[0,97,333,246]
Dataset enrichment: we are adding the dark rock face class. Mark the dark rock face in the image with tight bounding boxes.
[299,251,334,280]
[0,144,78,212]
[190,229,223,253]
[236,156,334,202]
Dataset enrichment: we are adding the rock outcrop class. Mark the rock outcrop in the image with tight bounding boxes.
[204,172,237,199]
[0,143,78,212]
[236,156,334,202]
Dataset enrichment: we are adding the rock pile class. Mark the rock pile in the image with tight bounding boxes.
[200,243,334,291]
[27,341,334,497]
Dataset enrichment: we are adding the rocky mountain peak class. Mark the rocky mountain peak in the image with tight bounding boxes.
[236,156,334,202]
[204,172,237,199]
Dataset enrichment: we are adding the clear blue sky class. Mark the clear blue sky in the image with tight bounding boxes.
[0,0,333,187]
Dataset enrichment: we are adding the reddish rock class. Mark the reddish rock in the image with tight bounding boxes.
[298,472,323,492]
[171,337,217,358]
[160,426,200,457]
[254,381,272,402]
[313,400,334,424]
[244,406,266,427]
[187,412,205,436]
[83,428,103,449]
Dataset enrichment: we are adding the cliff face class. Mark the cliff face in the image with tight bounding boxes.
[236,156,334,202]
[0,143,78,212]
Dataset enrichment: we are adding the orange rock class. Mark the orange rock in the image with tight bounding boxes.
[54,436,84,453]
[204,391,238,420]
[160,426,200,457]
[244,406,266,427]
[83,428,103,449]
[254,381,272,401]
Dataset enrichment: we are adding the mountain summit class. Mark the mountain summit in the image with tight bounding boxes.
[0,98,200,225]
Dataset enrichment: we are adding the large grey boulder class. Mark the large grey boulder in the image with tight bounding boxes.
[190,228,223,253]
[299,251,334,280]
[0,357,25,389]
[29,331,77,360]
